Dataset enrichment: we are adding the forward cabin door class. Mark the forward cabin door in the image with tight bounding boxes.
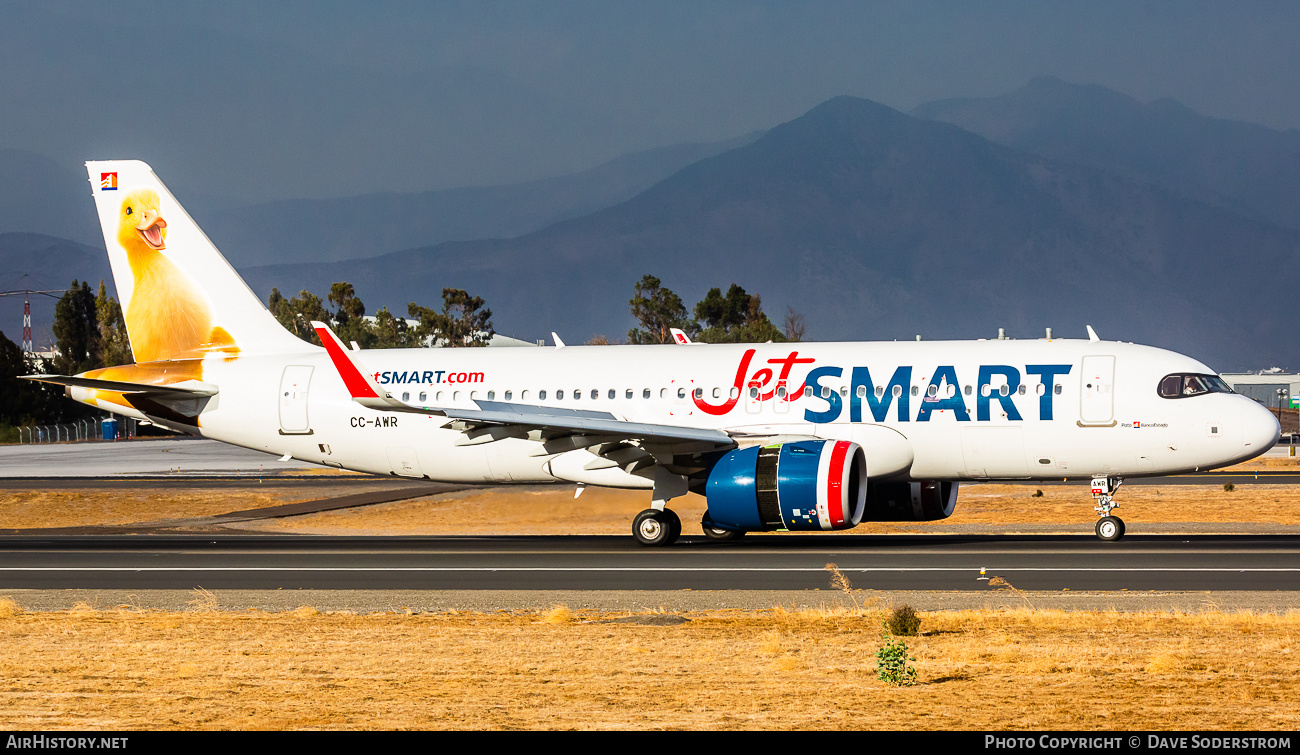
[1079,355,1116,426]
[278,365,314,435]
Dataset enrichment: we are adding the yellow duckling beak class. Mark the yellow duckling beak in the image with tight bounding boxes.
[135,208,167,250]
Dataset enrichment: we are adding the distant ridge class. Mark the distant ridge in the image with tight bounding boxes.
[245,93,1300,370]
[914,76,1300,231]
[203,132,762,267]
[0,233,111,349]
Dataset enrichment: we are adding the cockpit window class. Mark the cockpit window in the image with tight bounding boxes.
[1157,373,1233,399]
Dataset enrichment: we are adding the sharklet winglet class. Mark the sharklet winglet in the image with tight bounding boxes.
[312,321,399,406]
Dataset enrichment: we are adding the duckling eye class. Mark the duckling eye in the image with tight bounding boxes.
[125,206,133,215]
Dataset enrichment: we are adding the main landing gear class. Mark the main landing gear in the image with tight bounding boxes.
[1091,475,1125,541]
[631,508,748,545]
[633,508,682,546]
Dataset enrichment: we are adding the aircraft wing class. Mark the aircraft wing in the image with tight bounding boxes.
[312,322,735,450]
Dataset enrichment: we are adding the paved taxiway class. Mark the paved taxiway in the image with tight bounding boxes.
[1,533,1297,592]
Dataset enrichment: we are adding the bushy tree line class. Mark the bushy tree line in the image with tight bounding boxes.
[626,274,807,345]
[51,280,132,375]
[268,282,494,349]
[0,279,130,437]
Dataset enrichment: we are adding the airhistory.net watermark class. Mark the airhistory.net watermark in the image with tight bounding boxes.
[5,736,127,750]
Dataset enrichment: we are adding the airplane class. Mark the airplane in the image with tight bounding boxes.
[26,160,1281,546]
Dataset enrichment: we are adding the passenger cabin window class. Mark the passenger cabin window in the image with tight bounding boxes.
[539,390,547,400]
[504,390,512,400]
[1158,373,1233,399]
[625,389,633,399]
[643,389,651,399]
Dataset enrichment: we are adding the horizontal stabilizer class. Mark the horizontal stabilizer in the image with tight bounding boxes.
[22,375,217,398]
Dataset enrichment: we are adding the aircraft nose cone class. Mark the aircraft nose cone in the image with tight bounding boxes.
[1243,399,1281,452]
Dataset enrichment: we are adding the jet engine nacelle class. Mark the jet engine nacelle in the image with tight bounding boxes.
[862,480,958,521]
[705,440,866,531]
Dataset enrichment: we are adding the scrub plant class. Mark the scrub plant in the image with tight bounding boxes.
[876,624,918,686]
[886,604,921,636]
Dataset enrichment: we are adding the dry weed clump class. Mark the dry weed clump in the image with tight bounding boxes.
[542,605,574,624]
[186,588,219,612]
[0,597,21,618]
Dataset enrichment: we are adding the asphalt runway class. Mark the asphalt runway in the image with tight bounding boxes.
[2,439,1298,597]
[1,533,1296,592]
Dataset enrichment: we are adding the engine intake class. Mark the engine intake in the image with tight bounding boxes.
[705,440,866,531]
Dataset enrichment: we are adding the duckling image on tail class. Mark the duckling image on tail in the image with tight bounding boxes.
[115,188,236,362]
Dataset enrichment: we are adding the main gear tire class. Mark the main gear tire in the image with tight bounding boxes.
[633,508,680,546]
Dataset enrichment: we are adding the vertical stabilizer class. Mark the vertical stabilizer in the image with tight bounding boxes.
[85,160,308,362]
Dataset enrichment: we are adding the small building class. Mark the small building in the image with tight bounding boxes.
[1219,372,1300,409]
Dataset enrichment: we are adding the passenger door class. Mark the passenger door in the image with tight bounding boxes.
[1079,355,1116,426]
[278,365,314,435]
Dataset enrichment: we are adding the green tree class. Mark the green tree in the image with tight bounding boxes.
[693,283,784,343]
[409,288,494,348]
[268,288,330,345]
[370,305,416,348]
[0,330,72,434]
[783,306,807,342]
[52,280,100,374]
[328,281,373,348]
[95,281,132,367]
[628,274,696,344]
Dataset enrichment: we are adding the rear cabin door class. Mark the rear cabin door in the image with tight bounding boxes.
[278,365,314,435]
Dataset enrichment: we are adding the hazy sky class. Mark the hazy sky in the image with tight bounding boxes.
[5,1,1299,200]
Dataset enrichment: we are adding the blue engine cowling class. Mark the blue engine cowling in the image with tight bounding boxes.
[705,440,867,531]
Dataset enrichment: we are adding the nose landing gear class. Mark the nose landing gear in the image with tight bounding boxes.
[1091,475,1125,541]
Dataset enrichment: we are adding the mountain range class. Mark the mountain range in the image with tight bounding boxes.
[4,78,1297,370]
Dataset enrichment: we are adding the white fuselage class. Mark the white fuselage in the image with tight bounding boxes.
[84,338,1280,484]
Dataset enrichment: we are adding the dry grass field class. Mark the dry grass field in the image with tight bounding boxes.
[0,595,1295,730]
